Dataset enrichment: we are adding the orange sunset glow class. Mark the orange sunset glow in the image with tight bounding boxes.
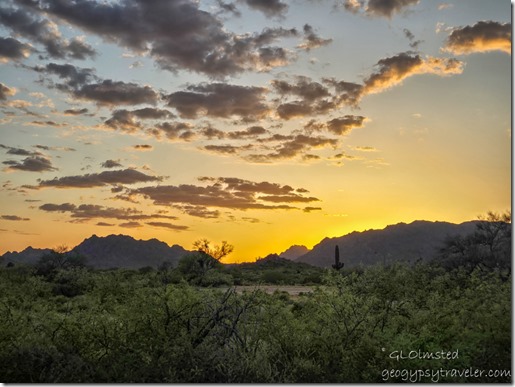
[0,0,511,262]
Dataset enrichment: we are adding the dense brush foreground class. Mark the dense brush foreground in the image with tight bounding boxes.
[0,259,510,383]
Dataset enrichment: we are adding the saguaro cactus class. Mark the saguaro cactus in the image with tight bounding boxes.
[332,245,344,270]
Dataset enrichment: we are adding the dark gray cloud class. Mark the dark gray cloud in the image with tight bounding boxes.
[244,0,288,17]
[101,159,123,169]
[403,28,422,49]
[63,107,89,116]
[297,24,333,51]
[247,134,338,162]
[272,76,343,118]
[272,76,331,102]
[325,115,367,135]
[0,36,32,61]
[1,214,30,221]
[39,202,180,223]
[165,83,270,120]
[32,168,162,189]
[0,144,42,156]
[216,1,241,17]
[74,80,159,106]
[347,0,420,18]
[30,63,158,106]
[0,4,96,59]
[104,108,176,134]
[96,221,114,226]
[21,0,299,77]
[151,122,195,141]
[174,205,221,219]
[32,62,98,89]
[146,221,189,231]
[303,206,322,212]
[443,21,511,55]
[132,176,319,211]
[3,155,57,172]
[39,203,76,212]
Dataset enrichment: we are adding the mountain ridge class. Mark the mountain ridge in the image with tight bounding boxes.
[1,219,484,269]
[295,220,480,267]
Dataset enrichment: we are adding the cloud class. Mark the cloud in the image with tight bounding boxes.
[341,0,419,18]
[304,115,367,136]
[131,176,320,212]
[74,80,159,106]
[63,107,89,116]
[32,62,98,89]
[354,146,378,152]
[174,205,221,219]
[39,203,77,212]
[0,4,96,60]
[244,0,288,17]
[0,37,32,61]
[365,0,419,18]
[247,134,338,162]
[3,155,57,172]
[151,122,195,141]
[303,206,322,212]
[0,144,41,156]
[104,108,175,133]
[39,202,180,223]
[132,144,153,151]
[32,168,162,189]
[272,76,331,102]
[146,221,189,231]
[403,28,423,49]
[437,3,453,11]
[297,24,333,51]
[119,221,142,228]
[24,0,298,77]
[1,215,30,221]
[96,222,114,227]
[101,160,123,169]
[362,52,464,95]
[0,82,16,100]
[164,83,270,120]
[326,116,367,135]
[442,21,511,55]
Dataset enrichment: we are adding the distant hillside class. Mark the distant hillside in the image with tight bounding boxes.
[2,247,53,266]
[277,245,309,260]
[296,220,479,268]
[1,235,191,269]
[72,234,190,269]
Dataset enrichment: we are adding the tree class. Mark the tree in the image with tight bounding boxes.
[435,210,511,273]
[193,239,234,262]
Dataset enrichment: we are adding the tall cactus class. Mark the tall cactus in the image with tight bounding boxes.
[332,245,344,270]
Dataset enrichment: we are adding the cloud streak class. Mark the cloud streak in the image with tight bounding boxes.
[30,168,162,189]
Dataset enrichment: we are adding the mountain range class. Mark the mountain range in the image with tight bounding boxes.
[295,220,479,267]
[1,220,481,269]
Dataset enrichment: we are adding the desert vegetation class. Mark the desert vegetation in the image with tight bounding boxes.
[0,213,510,383]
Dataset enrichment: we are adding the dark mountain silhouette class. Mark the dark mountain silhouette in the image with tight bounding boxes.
[295,220,479,268]
[72,234,190,269]
[1,234,191,269]
[2,246,53,266]
[277,245,309,260]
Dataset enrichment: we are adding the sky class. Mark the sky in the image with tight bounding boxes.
[0,0,511,263]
